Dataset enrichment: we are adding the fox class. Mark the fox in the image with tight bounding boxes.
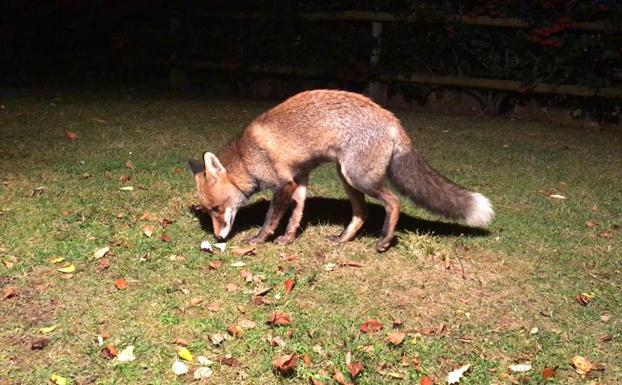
[188,89,493,252]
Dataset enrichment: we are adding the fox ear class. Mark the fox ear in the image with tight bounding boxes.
[187,159,205,175]
[203,152,226,177]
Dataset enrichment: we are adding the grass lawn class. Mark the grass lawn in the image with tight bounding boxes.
[0,88,620,385]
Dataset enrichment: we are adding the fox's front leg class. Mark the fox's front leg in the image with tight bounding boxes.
[274,179,308,245]
[244,183,296,244]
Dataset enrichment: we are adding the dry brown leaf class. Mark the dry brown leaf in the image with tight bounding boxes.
[419,376,433,385]
[160,218,174,228]
[115,278,127,290]
[267,311,291,327]
[206,303,221,312]
[124,160,135,169]
[190,297,203,306]
[240,269,253,282]
[227,324,244,338]
[118,175,131,183]
[387,331,406,346]
[172,337,189,346]
[571,355,592,375]
[541,367,556,380]
[266,334,286,347]
[239,319,256,329]
[338,259,364,268]
[30,337,49,350]
[309,378,324,385]
[225,283,238,292]
[284,278,295,295]
[98,258,110,270]
[142,224,155,237]
[333,371,352,385]
[100,343,118,359]
[575,292,593,306]
[347,361,364,378]
[232,246,256,257]
[208,260,222,270]
[218,355,240,367]
[64,130,78,140]
[598,230,612,239]
[272,353,298,375]
[584,220,598,228]
[160,233,171,242]
[360,319,383,333]
[2,287,17,300]
[302,353,311,366]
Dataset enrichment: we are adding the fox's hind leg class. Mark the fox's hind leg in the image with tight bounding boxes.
[338,164,400,252]
[328,165,367,243]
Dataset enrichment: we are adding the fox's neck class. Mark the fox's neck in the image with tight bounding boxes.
[218,140,257,198]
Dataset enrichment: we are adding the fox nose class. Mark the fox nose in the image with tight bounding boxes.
[215,235,225,242]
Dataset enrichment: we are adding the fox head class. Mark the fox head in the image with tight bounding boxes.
[188,152,247,241]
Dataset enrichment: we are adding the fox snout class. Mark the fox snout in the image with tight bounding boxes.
[211,207,236,240]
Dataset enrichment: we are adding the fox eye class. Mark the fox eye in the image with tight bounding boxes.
[209,206,222,214]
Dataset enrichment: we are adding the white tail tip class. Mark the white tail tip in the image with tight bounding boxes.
[466,192,494,228]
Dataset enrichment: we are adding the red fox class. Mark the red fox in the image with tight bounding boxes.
[189,90,493,252]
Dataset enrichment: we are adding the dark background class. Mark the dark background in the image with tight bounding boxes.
[2,1,621,121]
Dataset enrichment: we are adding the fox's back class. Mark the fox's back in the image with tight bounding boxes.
[245,90,407,162]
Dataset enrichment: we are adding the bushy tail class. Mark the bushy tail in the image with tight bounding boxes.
[388,149,493,227]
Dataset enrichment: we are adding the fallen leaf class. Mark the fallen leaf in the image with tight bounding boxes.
[584,220,598,228]
[206,303,221,312]
[387,331,406,346]
[310,378,324,385]
[49,256,65,264]
[189,297,203,306]
[420,376,433,385]
[571,355,592,375]
[267,311,291,327]
[124,160,135,169]
[64,130,78,140]
[160,233,171,242]
[227,324,244,338]
[197,356,213,366]
[225,283,238,292]
[333,371,352,385]
[172,337,189,346]
[232,246,256,257]
[447,364,471,384]
[302,353,311,366]
[575,292,593,306]
[509,363,532,373]
[252,286,273,296]
[210,333,226,346]
[57,264,76,273]
[100,343,118,359]
[600,312,611,322]
[200,240,213,252]
[115,278,127,290]
[360,319,383,333]
[240,269,253,282]
[284,278,295,295]
[218,354,240,367]
[93,246,110,259]
[172,360,188,375]
[193,367,213,379]
[323,263,336,271]
[347,361,364,378]
[541,367,557,380]
[2,287,17,300]
[208,260,222,270]
[548,194,566,200]
[598,230,612,239]
[118,175,131,183]
[230,261,246,268]
[267,334,286,347]
[39,324,58,333]
[239,319,257,329]
[178,347,193,361]
[338,259,364,268]
[30,337,49,350]
[142,225,155,237]
[273,353,298,375]
[50,373,68,385]
[98,258,110,270]
[119,186,134,191]
[116,345,136,362]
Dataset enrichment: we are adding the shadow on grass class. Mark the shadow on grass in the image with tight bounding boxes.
[191,197,489,240]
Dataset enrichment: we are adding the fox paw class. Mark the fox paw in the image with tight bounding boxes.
[375,238,393,253]
[274,235,294,245]
[243,235,267,245]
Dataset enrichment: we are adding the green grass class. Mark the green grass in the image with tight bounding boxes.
[1,88,620,385]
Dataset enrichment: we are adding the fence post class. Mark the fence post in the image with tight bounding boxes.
[367,21,386,101]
